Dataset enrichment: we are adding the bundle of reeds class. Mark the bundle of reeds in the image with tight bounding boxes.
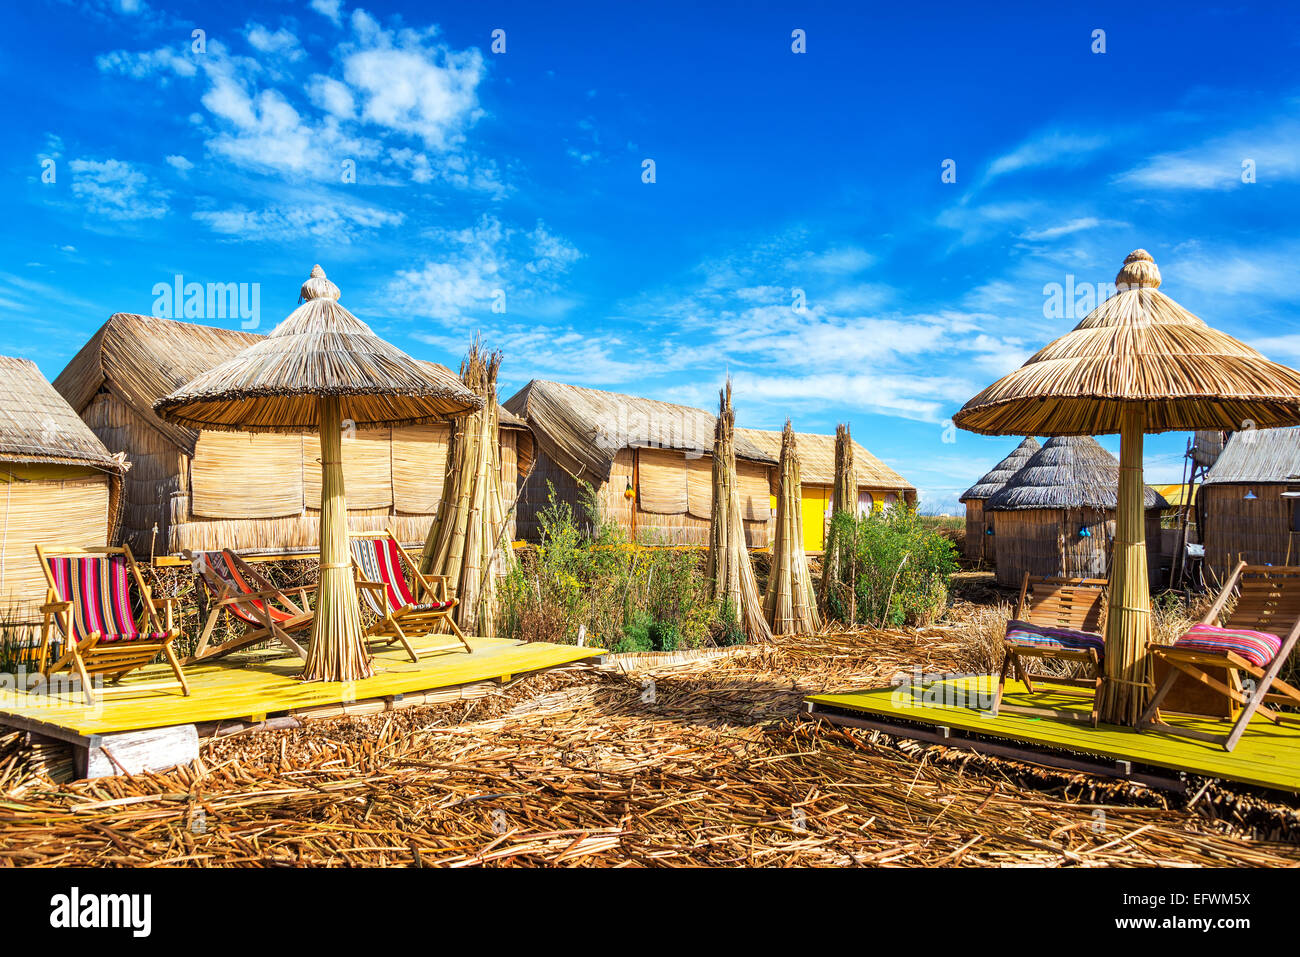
[764,421,821,635]
[820,423,858,621]
[420,342,514,637]
[156,266,481,682]
[705,381,771,642]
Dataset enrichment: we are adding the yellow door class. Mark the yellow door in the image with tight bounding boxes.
[801,485,829,552]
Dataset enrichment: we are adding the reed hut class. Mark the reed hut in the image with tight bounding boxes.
[0,356,126,619]
[959,437,1040,562]
[738,425,916,553]
[985,436,1166,588]
[54,313,530,559]
[1200,426,1300,579]
[503,380,777,546]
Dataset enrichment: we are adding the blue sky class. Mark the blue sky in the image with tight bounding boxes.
[4,0,1300,513]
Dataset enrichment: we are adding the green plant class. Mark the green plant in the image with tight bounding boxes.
[823,507,958,628]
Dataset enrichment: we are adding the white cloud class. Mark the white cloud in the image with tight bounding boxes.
[1116,119,1300,190]
[985,131,1109,182]
[68,158,168,221]
[311,0,344,26]
[1019,217,1102,241]
[96,46,197,80]
[308,74,356,118]
[164,154,194,172]
[246,24,305,62]
[193,197,402,242]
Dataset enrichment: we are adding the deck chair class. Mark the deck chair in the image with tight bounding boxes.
[1139,562,1300,751]
[349,529,471,662]
[992,575,1108,726]
[184,549,314,664]
[34,544,190,705]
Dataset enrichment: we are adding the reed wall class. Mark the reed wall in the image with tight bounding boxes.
[990,507,1163,589]
[1202,483,1297,582]
[0,467,112,620]
[963,499,987,561]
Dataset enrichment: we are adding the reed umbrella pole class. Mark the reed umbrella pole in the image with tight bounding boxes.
[1099,406,1151,724]
[302,395,371,682]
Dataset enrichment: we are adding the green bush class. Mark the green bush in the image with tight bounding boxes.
[497,482,718,649]
[825,507,957,627]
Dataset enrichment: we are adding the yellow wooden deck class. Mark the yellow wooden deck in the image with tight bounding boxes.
[807,674,1300,793]
[0,635,603,739]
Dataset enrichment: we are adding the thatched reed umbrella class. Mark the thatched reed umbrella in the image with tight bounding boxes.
[820,423,858,621]
[764,421,821,635]
[954,249,1300,725]
[157,266,481,682]
[420,341,514,637]
[959,437,1040,562]
[706,381,772,642]
[985,436,1166,586]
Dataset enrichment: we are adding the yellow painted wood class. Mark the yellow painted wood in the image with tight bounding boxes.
[802,485,829,552]
[807,674,1300,793]
[0,635,603,737]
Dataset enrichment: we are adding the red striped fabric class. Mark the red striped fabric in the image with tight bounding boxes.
[373,539,418,610]
[219,553,294,624]
[1175,623,1282,668]
[47,556,160,644]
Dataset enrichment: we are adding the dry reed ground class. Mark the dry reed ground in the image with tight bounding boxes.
[0,605,1297,866]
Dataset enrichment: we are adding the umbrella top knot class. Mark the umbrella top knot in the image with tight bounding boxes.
[301,265,341,302]
[1116,249,1161,290]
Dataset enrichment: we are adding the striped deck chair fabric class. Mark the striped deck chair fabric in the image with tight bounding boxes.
[200,551,297,627]
[351,537,454,616]
[1004,620,1105,657]
[47,555,167,645]
[1173,623,1282,669]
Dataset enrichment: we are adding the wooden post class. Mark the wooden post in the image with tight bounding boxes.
[301,395,372,682]
[1099,406,1151,725]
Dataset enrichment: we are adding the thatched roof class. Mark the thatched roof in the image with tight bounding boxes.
[503,379,777,484]
[56,312,525,455]
[0,355,124,473]
[737,427,914,494]
[155,267,482,434]
[954,250,1300,436]
[986,436,1167,511]
[959,436,1040,503]
[1203,426,1300,486]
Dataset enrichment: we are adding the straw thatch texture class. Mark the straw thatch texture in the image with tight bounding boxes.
[959,437,1040,560]
[0,356,126,616]
[819,424,860,620]
[505,380,774,547]
[984,436,1166,512]
[830,424,857,517]
[155,269,481,434]
[706,383,772,643]
[954,250,1300,436]
[737,426,915,500]
[764,422,821,635]
[420,343,515,637]
[1200,426,1300,578]
[56,312,524,557]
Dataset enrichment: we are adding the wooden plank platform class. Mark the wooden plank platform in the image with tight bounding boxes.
[805,674,1300,794]
[0,634,604,741]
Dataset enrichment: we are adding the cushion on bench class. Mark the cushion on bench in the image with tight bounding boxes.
[1005,619,1105,656]
[1173,623,1282,668]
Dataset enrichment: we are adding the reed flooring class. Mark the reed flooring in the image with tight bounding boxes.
[0,635,603,739]
[807,674,1300,793]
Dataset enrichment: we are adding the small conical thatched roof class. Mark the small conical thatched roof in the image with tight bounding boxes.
[155,266,482,433]
[954,250,1300,436]
[959,436,1040,503]
[985,436,1167,511]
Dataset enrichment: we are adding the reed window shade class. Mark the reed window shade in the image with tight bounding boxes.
[191,431,305,518]
[737,462,772,522]
[0,475,109,613]
[392,424,450,513]
[304,428,392,510]
[636,448,688,514]
[686,455,714,519]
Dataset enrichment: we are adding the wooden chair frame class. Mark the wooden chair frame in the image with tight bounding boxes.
[1139,561,1300,751]
[34,543,190,705]
[993,574,1109,727]
[349,528,471,662]
[184,549,314,664]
